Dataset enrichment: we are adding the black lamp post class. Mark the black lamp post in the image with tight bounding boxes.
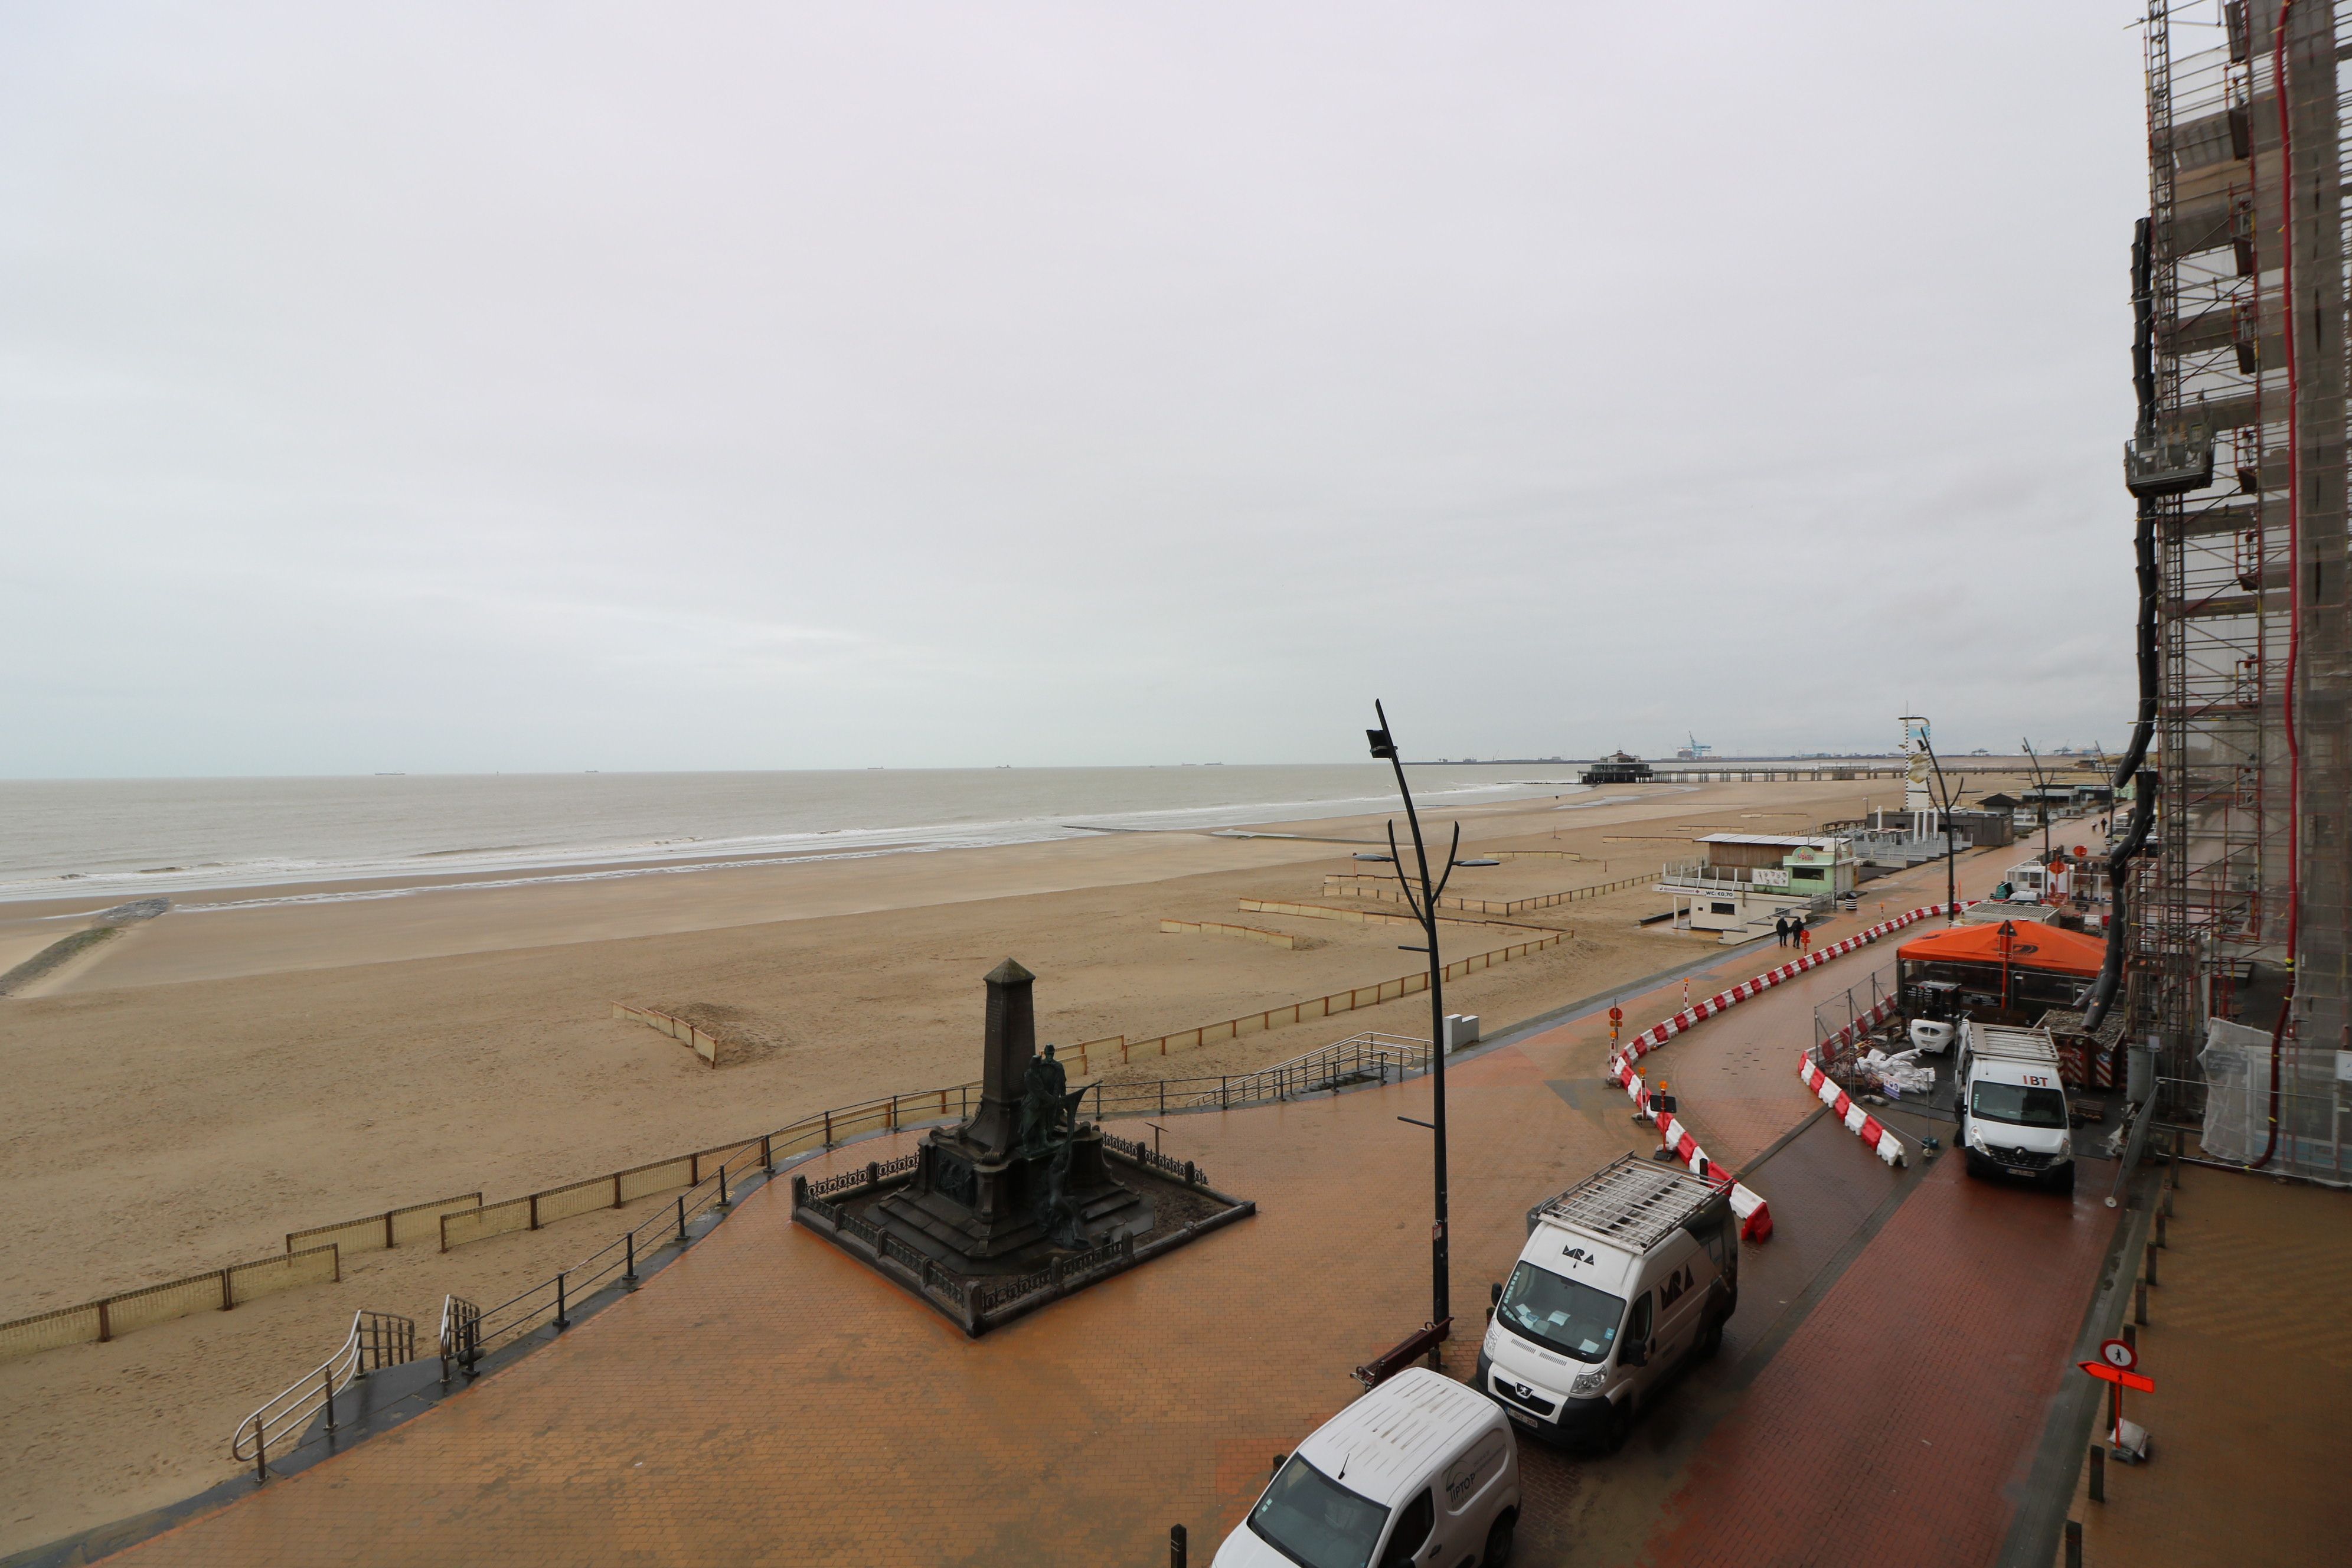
[1903,715,1962,924]
[2021,737,2054,870]
[1364,701,1496,1334]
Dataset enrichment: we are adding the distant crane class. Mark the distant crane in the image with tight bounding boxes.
[1675,731,1714,761]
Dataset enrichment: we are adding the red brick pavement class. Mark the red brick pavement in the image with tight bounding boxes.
[1638,1150,2118,1568]
[102,1039,1652,1567]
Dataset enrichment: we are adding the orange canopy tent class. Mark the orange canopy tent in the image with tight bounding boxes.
[1895,920,2108,978]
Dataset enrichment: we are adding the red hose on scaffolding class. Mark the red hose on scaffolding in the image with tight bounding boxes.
[2255,0,2304,1170]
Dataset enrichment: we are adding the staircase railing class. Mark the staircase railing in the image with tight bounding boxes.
[229,1309,415,1480]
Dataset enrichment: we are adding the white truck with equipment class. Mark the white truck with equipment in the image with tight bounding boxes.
[1476,1154,1737,1452]
[1955,1021,2075,1193]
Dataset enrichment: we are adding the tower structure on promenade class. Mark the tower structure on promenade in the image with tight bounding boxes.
[2133,0,2350,1178]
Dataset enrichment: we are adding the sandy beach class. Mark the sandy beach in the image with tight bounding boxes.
[0,773,2036,1554]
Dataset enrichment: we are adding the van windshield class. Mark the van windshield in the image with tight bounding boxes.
[1971,1081,2069,1128]
[1246,1456,1390,1568]
[1495,1260,1625,1364]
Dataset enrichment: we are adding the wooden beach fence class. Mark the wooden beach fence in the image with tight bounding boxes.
[0,1246,342,1361]
[612,1001,720,1066]
[1319,872,1651,917]
[1159,919,1296,949]
[1237,897,1551,935]
[1089,932,1565,1067]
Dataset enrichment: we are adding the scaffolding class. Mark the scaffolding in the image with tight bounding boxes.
[2138,0,2352,1181]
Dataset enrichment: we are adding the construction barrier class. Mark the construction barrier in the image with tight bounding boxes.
[1798,1055,1908,1167]
[1159,919,1296,949]
[612,1001,720,1066]
[1321,873,1651,916]
[1820,994,1900,1060]
[0,1246,342,1361]
[1615,903,1966,1071]
[286,1191,483,1257]
[1601,1057,1772,1240]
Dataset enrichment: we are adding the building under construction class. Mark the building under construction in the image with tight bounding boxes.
[2128,0,2350,1180]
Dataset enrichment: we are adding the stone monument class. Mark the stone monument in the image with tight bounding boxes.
[792,957,1253,1334]
[873,958,1151,1263]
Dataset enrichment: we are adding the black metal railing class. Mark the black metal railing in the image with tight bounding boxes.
[231,1309,416,1479]
[439,1139,776,1375]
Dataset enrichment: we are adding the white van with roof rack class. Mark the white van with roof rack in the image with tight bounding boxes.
[1214,1367,1520,1568]
[1477,1154,1737,1451]
[1956,1021,2075,1193]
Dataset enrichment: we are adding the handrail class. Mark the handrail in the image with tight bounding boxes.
[230,1309,415,1478]
[441,1136,776,1371]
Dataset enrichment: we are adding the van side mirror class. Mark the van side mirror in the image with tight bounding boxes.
[1619,1341,1648,1368]
[1491,1282,1503,1307]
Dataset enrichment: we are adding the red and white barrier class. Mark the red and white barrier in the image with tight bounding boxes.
[1603,1054,1773,1241]
[1617,903,1968,1070]
[1818,994,1900,1059]
[1797,1054,1907,1167]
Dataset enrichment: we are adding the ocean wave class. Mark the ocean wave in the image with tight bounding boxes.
[0,770,1595,905]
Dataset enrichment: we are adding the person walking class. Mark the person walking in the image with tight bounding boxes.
[1775,914,1790,948]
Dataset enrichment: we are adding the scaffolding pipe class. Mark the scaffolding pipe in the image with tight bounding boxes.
[2085,217,2165,1034]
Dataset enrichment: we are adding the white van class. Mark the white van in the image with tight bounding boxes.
[1956,1021,2074,1193]
[1214,1368,1521,1568]
[1477,1155,1737,1452]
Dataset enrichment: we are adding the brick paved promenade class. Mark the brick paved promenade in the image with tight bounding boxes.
[93,838,2116,1567]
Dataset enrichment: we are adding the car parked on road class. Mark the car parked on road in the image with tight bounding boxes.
[1214,1368,1521,1568]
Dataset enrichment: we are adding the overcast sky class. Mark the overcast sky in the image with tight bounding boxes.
[2,2,2157,776]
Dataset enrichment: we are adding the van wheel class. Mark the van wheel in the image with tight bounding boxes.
[1482,1510,1517,1568]
[1696,1310,1724,1361]
[1603,1397,1635,1453]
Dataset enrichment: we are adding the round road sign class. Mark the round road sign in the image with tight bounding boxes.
[2075,844,2089,858]
[2099,1337,2138,1372]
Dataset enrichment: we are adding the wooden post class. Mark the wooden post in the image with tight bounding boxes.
[384,1211,396,1249]
[529,1194,540,1231]
[220,1268,234,1311]
[97,1297,112,1344]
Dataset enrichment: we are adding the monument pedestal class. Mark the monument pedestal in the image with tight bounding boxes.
[792,956,1254,1334]
[875,1125,1152,1270]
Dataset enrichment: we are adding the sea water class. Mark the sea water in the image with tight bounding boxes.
[0,766,1596,906]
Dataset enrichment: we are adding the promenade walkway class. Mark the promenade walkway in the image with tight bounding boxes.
[94,835,2114,1567]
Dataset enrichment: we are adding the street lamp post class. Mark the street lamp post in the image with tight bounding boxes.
[2021,737,2054,870]
[1903,715,1962,923]
[1365,702,1495,1335]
